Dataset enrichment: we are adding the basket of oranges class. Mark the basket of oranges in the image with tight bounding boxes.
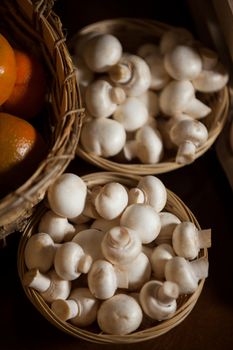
[71,18,229,175]
[0,0,84,239]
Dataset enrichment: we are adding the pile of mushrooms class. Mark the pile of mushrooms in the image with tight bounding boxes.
[72,26,229,165]
[23,172,211,335]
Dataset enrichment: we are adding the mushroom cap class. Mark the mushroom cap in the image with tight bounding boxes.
[139,280,177,320]
[165,256,198,294]
[150,243,175,280]
[83,33,122,72]
[138,90,159,117]
[94,182,128,220]
[137,175,167,212]
[155,211,181,244]
[87,259,118,300]
[80,117,126,157]
[24,233,55,273]
[120,203,161,244]
[170,119,208,147]
[144,52,170,90]
[101,226,142,265]
[135,125,164,164]
[72,228,105,261]
[47,173,87,219]
[192,62,229,92]
[97,294,143,334]
[113,97,149,132]
[172,221,200,260]
[164,45,202,80]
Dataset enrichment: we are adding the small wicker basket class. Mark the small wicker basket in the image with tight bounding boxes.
[17,172,208,344]
[0,0,84,240]
[72,18,229,175]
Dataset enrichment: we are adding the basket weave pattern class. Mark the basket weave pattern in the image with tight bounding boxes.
[74,18,229,175]
[17,172,208,344]
[0,0,84,239]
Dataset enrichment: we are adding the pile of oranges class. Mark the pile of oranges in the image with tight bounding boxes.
[0,33,48,197]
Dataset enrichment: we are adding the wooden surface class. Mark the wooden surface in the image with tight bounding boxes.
[0,1,233,349]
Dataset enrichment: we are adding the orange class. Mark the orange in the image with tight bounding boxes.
[3,49,47,119]
[0,34,16,105]
[0,112,47,197]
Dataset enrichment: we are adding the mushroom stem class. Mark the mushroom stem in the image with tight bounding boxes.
[176,140,197,164]
[52,299,79,321]
[23,269,51,293]
[198,229,212,248]
[156,281,179,305]
[109,63,132,84]
[190,257,209,280]
[128,188,145,205]
[181,97,211,119]
[109,86,126,104]
[78,255,93,273]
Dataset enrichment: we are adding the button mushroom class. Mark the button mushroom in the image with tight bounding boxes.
[165,256,209,294]
[159,80,211,119]
[108,53,151,97]
[144,51,171,90]
[23,268,71,303]
[192,62,229,92]
[120,203,161,244]
[97,293,143,335]
[101,226,142,265]
[155,211,181,245]
[150,243,175,280]
[38,210,76,243]
[164,45,202,80]
[172,221,211,260]
[80,117,126,157]
[170,118,209,164]
[94,182,128,220]
[85,79,126,118]
[54,242,92,281]
[82,33,122,73]
[24,233,56,273]
[139,280,179,321]
[47,173,87,219]
[51,287,100,327]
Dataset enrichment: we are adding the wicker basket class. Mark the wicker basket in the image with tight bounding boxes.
[17,172,208,344]
[71,18,229,175]
[0,0,84,239]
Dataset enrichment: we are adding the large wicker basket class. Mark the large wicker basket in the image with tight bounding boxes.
[17,172,208,344]
[72,18,229,175]
[0,0,84,240]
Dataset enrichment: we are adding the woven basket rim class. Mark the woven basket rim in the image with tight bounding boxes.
[72,17,230,175]
[0,0,84,239]
[17,171,208,344]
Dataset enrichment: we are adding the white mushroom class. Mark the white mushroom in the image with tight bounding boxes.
[120,203,161,244]
[124,125,163,164]
[108,53,151,97]
[155,211,181,244]
[160,27,194,55]
[72,228,105,261]
[164,45,202,80]
[97,293,143,334]
[87,259,118,300]
[47,173,87,219]
[139,280,179,321]
[51,287,100,327]
[150,243,175,280]
[101,226,142,265]
[192,62,229,92]
[82,33,122,72]
[85,79,126,118]
[172,221,211,260]
[80,117,126,157]
[23,269,71,303]
[165,256,209,294]
[170,118,208,164]
[38,210,76,243]
[159,80,211,119]
[113,97,149,132]
[144,51,170,90]
[137,175,167,213]
[118,252,151,290]
[137,90,159,117]
[24,233,56,273]
[94,182,128,220]
[54,242,92,281]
